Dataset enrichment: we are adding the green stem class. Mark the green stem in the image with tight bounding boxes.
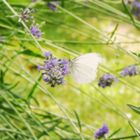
[0,91,38,140]
[2,0,44,53]
[0,35,84,140]
[0,128,33,138]
[109,135,138,140]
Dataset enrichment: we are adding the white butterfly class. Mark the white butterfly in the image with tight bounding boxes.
[70,53,102,84]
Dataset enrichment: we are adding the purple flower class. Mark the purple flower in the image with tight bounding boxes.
[120,65,138,77]
[47,1,59,11]
[30,26,42,38]
[44,51,52,58]
[132,0,140,19]
[94,124,109,139]
[45,58,58,69]
[38,52,69,87]
[133,0,140,8]
[20,8,34,22]
[98,73,118,88]
[37,65,44,70]
[43,74,50,82]
[59,59,69,75]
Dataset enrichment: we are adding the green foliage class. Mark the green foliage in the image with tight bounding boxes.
[128,104,140,115]
[1,0,140,139]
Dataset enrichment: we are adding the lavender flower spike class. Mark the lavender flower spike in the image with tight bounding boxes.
[94,124,109,139]
[120,65,138,77]
[38,52,69,87]
[47,1,59,11]
[30,26,42,38]
[98,73,118,88]
[44,51,52,58]
[132,0,140,20]
[20,8,33,22]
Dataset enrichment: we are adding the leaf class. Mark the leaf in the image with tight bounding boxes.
[132,52,140,58]
[122,0,138,29]
[128,121,140,139]
[74,111,82,132]
[109,135,138,140]
[0,70,4,84]
[127,104,140,115]
[27,74,42,100]
[107,24,119,44]
[7,82,19,90]
[18,49,43,58]
[61,0,65,7]
[108,128,121,138]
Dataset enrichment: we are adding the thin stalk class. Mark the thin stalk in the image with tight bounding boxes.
[2,1,84,138]
[58,1,140,63]
[1,54,84,139]
[0,91,38,140]
[0,128,33,138]
[0,115,24,139]
[58,6,108,40]
[2,0,44,53]
[92,85,140,137]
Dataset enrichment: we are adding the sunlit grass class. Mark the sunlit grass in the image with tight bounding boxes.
[1,0,140,139]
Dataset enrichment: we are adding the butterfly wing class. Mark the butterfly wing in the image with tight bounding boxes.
[70,53,102,84]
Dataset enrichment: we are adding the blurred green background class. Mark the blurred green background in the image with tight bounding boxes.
[1,0,140,139]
